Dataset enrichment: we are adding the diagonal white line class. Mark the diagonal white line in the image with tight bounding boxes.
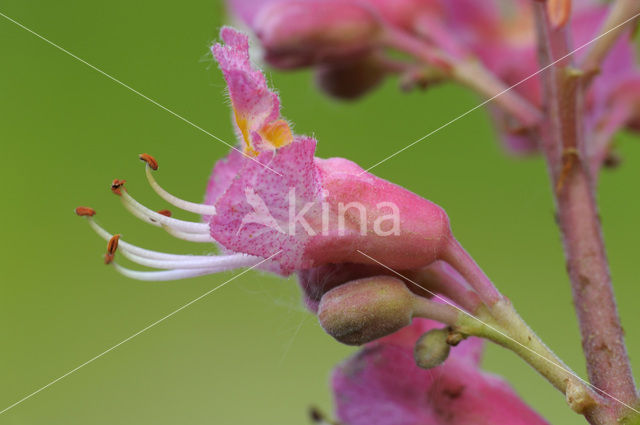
[360,11,640,174]
[0,11,282,177]
[0,251,281,416]
[356,250,640,415]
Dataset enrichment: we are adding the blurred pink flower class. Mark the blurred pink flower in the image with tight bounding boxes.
[333,318,551,425]
[226,0,640,156]
[483,2,640,157]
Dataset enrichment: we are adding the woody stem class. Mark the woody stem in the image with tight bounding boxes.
[533,3,637,423]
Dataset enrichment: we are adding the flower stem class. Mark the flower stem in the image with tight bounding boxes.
[533,3,638,422]
[405,261,483,314]
[440,237,502,307]
[581,0,640,78]
[456,299,578,394]
[381,27,542,127]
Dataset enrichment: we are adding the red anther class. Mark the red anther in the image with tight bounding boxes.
[107,234,121,255]
[111,179,126,196]
[139,153,159,170]
[75,206,96,217]
[157,209,172,217]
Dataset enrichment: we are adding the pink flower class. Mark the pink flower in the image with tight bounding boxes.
[78,28,480,283]
[332,318,551,425]
[207,29,455,275]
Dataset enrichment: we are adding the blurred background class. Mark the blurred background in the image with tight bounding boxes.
[1,1,639,424]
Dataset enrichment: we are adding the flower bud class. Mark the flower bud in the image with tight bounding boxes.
[317,276,415,346]
[565,379,595,414]
[314,55,386,100]
[547,0,572,29]
[253,1,380,69]
[413,328,450,369]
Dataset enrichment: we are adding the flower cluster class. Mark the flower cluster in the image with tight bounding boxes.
[230,0,640,167]
[76,25,564,425]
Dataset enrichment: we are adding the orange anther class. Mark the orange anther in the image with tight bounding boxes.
[107,234,121,255]
[111,179,126,196]
[75,206,96,217]
[139,153,159,170]
[104,253,115,265]
[157,209,172,217]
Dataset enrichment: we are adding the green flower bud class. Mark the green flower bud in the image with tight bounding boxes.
[317,276,415,346]
[413,328,450,369]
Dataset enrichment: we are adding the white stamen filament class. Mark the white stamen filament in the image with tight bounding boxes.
[88,218,201,260]
[145,166,217,215]
[112,263,239,281]
[120,190,209,234]
[120,249,260,270]
[162,225,216,242]
[83,217,264,281]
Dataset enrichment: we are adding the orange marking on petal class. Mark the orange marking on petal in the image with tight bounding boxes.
[139,153,159,170]
[111,179,126,196]
[75,206,96,217]
[261,119,293,149]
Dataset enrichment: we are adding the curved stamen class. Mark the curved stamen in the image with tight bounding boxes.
[144,164,217,215]
[80,213,259,275]
[111,263,240,281]
[116,186,210,234]
[120,250,261,270]
[162,225,216,242]
[86,217,216,260]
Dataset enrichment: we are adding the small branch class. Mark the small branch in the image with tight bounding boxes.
[533,3,637,422]
[581,0,640,77]
[381,27,542,127]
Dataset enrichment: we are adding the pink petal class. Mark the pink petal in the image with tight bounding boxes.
[212,27,291,153]
[333,319,550,425]
[204,148,245,216]
[209,136,322,274]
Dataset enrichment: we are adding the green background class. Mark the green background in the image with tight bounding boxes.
[1,1,639,424]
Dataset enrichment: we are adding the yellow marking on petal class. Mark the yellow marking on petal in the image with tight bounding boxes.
[234,112,259,157]
[261,119,293,149]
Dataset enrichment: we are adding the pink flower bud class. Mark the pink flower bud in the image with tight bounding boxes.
[253,1,380,69]
[318,276,415,345]
[314,54,387,100]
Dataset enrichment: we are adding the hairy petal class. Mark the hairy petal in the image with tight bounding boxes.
[209,137,322,274]
[212,27,293,154]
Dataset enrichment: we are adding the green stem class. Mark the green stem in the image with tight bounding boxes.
[455,299,577,395]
